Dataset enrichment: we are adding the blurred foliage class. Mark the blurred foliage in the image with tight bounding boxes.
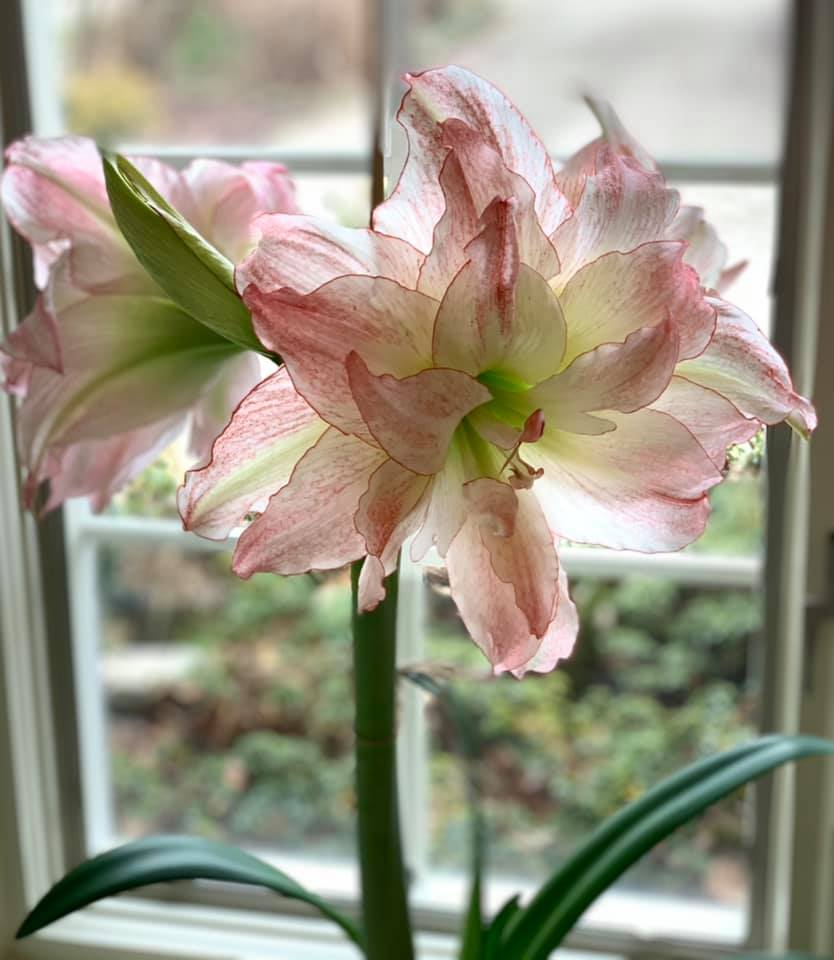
[64,63,162,145]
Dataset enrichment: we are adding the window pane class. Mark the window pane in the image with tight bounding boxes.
[423,571,759,942]
[98,544,356,860]
[404,0,789,164]
[30,0,371,151]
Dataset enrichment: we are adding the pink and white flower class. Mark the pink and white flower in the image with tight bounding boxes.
[1,136,299,510]
[180,66,814,675]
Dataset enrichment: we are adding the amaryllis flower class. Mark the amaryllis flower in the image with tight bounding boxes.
[180,66,815,675]
[1,136,299,510]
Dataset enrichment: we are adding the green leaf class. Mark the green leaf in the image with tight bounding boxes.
[502,735,834,960]
[17,835,363,950]
[102,153,266,354]
[483,896,522,960]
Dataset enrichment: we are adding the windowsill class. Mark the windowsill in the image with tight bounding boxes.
[6,898,616,960]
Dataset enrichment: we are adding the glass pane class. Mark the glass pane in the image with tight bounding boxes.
[99,543,355,860]
[31,0,371,151]
[404,0,789,164]
[423,571,760,942]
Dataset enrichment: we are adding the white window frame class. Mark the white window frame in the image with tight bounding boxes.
[3,1,834,958]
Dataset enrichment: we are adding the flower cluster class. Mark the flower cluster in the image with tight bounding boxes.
[178,67,815,674]
[1,137,297,510]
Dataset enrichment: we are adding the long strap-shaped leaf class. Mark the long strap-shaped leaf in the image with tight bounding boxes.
[502,735,780,950]
[17,834,364,951]
[503,735,833,960]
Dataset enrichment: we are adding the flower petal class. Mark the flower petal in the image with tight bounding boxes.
[558,241,715,366]
[181,159,300,263]
[551,156,679,289]
[650,375,760,466]
[410,438,469,560]
[529,315,679,432]
[179,368,327,540]
[244,275,437,439]
[528,408,722,551]
[675,299,817,436]
[345,351,490,475]
[2,136,152,294]
[188,351,267,465]
[374,66,569,253]
[232,427,386,578]
[355,459,430,610]
[28,414,184,514]
[667,205,730,290]
[510,566,578,676]
[433,200,566,382]
[446,488,560,670]
[237,214,424,295]
[16,295,234,482]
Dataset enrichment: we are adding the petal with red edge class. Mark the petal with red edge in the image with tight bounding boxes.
[551,157,679,289]
[510,566,578,676]
[179,368,327,540]
[446,488,559,671]
[650,375,760,466]
[346,352,490,475]
[558,242,714,366]
[410,438,469,560]
[528,408,721,551]
[433,205,566,382]
[237,215,424,295]
[676,299,816,437]
[374,66,568,253]
[667,205,729,290]
[232,427,386,578]
[245,276,437,439]
[355,459,430,610]
[529,316,679,432]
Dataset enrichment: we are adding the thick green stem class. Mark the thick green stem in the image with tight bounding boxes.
[351,560,414,960]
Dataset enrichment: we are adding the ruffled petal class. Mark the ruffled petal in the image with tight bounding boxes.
[244,275,437,439]
[355,459,430,610]
[374,66,569,253]
[446,488,560,671]
[179,368,327,540]
[551,156,679,289]
[558,241,715,366]
[667,205,729,290]
[2,136,151,294]
[237,214,424,295]
[410,438,469,560]
[529,408,722,551]
[650,375,760,466]
[529,316,679,433]
[675,299,817,437]
[345,352,490,475]
[433,199,566,382]
[232,427,386,578]
[510,566,578,676]
[181,159,300,263]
